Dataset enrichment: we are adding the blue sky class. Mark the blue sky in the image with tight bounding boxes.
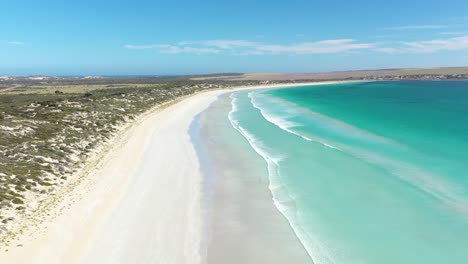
[1,0,468,75]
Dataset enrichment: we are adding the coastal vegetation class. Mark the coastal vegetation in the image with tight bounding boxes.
[0,76,261,245]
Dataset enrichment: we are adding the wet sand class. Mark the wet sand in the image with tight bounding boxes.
[194,94,313,263]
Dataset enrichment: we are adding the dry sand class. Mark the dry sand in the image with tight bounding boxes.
[0,81,348,264]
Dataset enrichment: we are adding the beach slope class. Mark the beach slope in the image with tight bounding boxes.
[0,82,345,263]
[0,91,222,264]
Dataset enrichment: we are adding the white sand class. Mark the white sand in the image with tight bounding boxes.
[0,81,350,264]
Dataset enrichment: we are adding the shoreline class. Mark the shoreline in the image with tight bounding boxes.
[193,92,313,263]
[0,81,354,263]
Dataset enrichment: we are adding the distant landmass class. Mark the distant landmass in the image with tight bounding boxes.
[1,67,467,85]
[229,67,468,81]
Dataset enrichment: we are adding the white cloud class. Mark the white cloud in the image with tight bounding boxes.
[1,40,25,45]
[124,44,219,54]
[400,36,468,53]
[383,25,447,30]
[438,31,467,36]
[125,36,468,56]
[179,39,258,49]
[377,36,468,53]
[157,44,219,54]
[254,39,375,54]
[126,39,376,55]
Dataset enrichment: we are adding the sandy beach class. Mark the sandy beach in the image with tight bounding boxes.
[0,82,347,264]
[194,93,313,263]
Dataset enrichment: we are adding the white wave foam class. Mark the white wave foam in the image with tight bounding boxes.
[248,92,341,151]
[228,92,338,264]
[250,91,409,151]
[229,91,468,263]
[248,91,468,214]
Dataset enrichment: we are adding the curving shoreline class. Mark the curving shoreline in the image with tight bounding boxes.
[0,81,349,263]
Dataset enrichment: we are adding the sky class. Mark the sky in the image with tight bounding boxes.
[1,0,468,75]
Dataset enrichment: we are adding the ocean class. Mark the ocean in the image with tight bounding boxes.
[197,81,468,264]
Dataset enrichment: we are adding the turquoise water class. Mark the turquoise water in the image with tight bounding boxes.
[227,81,468,264]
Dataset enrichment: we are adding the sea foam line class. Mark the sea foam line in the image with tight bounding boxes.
[249,91,404,149]
[248,92,341,151]
[248,91,468,220]
[227,92,337,264]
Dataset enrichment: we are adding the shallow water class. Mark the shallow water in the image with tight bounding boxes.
[226,81,468,263]
[194,94,312,264]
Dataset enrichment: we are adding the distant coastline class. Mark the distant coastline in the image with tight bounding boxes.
[1,66,468,84]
